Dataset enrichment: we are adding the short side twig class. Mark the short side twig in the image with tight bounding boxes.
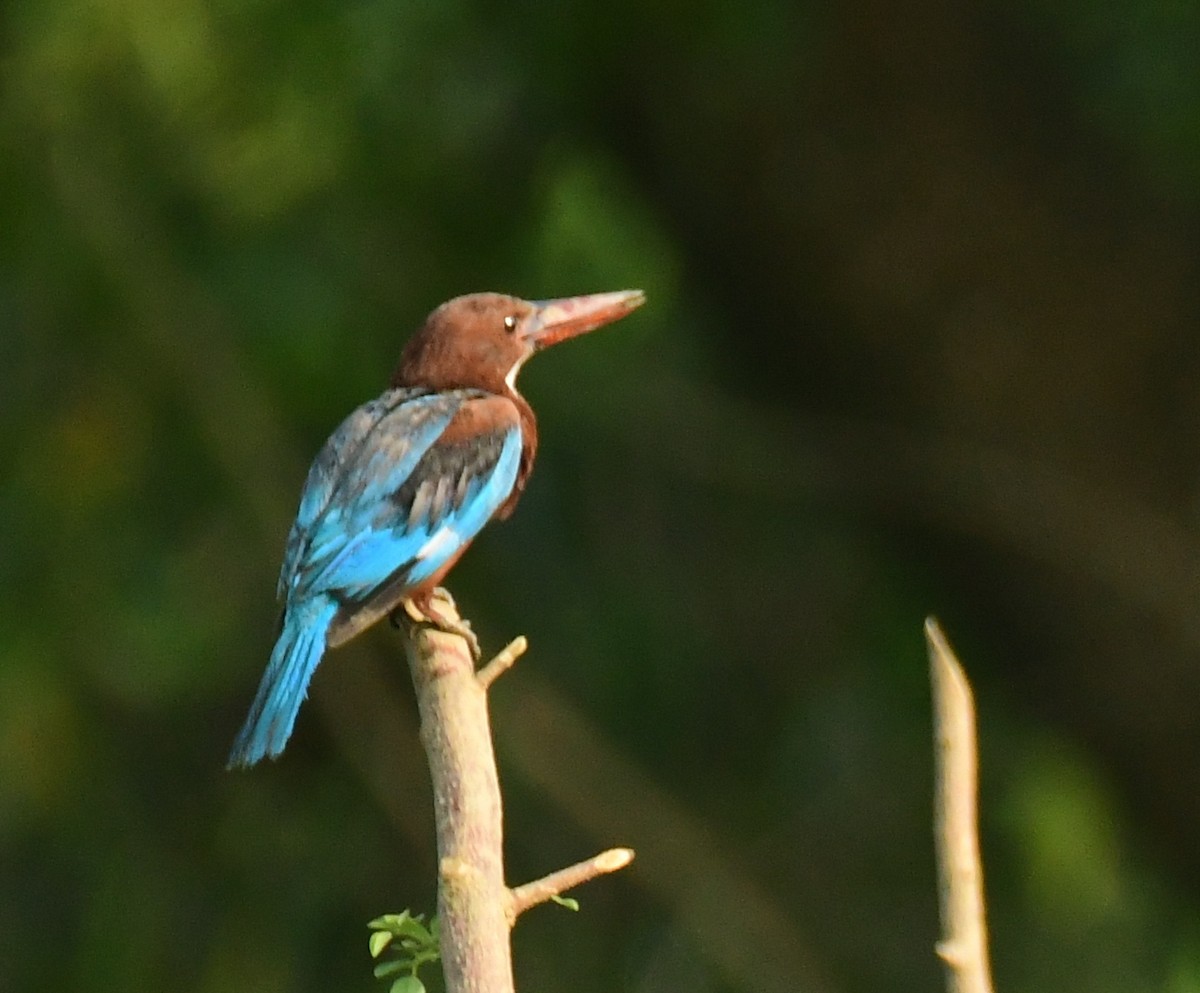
[508,847,635,923]
[926,617,994,993]
[477,636,527,690]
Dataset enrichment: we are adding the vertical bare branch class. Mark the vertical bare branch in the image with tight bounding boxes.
[926,617,994,993]
[403,595,514,993]
[400,593,634,993]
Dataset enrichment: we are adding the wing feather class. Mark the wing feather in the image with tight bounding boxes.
[279,390,523,627]
[278,388,466,598]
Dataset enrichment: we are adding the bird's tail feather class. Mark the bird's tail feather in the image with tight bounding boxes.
[227,597,338,769]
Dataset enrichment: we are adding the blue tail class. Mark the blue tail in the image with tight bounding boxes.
[227,597,339,768]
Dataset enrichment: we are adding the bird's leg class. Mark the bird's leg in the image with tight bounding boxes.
[420,588,483,661]
[391,587,482,662]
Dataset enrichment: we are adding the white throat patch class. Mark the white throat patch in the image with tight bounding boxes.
[504,356,527,393]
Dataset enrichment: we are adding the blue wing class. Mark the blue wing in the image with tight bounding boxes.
[278,387,523,632]
[277,388,460,598]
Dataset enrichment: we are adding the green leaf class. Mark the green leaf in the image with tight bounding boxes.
[367,909,438,989]
[373,960,407,980]
[368,911,412,932]
[550,894,580,911]
[394,916,431,942]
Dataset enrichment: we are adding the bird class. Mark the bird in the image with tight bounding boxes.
[227,289,645,768]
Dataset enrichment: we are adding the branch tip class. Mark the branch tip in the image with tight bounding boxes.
[927,619,994,993]
[924,615,949,655]
[595,846,635,872]
[477,635,528,689]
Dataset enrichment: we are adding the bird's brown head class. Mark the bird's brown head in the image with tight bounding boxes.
[392,289,645,395]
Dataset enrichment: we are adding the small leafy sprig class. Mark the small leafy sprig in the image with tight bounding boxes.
[368,911,441,993]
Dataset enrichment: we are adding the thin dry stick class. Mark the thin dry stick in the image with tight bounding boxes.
[403,593,514,993]
[926,617,995,993]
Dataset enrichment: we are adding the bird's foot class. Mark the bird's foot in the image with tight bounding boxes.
[392,588,482,662]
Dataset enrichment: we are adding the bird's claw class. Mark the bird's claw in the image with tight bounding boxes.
[391,588,482,662]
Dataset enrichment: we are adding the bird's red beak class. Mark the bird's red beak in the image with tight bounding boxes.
[524,289,645,350]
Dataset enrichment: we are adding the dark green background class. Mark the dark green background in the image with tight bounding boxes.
[5,0,1200,990]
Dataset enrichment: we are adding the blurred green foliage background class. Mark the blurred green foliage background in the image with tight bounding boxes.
[4,0,1200,990]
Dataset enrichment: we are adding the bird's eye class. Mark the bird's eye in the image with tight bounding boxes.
[503,315,517,332]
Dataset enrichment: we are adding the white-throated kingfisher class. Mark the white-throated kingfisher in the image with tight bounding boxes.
[227,289,644,768]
